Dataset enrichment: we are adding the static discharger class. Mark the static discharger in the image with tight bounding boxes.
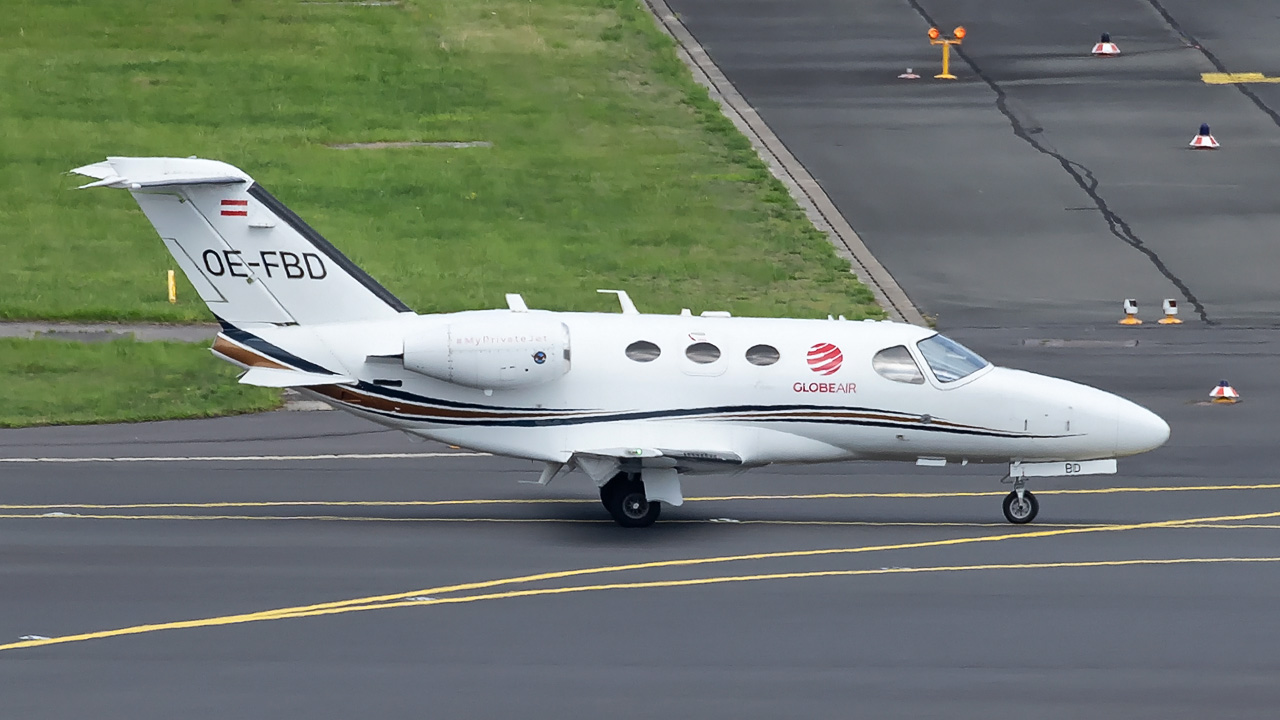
[1210,380,1240,404]
[1190,123,1220,149]
[1119,298,1141,325]
[1092,32,1121,56]
[1159,298,1183,324]
[928,26,966,80]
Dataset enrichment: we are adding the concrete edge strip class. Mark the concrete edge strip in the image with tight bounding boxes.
[639,0,925,326]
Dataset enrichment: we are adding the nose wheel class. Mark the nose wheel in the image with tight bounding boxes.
[1002,479,1039,524]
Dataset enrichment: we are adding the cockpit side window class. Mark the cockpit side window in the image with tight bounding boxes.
[872,345,925,384]
[916,334,989,383]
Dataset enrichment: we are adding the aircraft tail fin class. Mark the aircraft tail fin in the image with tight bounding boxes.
[72,157,412,326]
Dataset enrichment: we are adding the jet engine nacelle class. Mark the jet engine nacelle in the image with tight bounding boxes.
[403,316,570,390]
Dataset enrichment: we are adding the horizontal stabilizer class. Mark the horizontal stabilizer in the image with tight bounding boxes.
[239,367,354,388]
[71,158,249,189]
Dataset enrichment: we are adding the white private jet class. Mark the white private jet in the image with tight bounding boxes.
[72,157,1170,527]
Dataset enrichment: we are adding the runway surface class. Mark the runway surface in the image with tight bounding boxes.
[6,1,1280,717]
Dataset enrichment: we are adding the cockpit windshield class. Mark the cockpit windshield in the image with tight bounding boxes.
[915,334,989,383]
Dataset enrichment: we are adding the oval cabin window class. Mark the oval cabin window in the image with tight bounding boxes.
[745,344,780,366]
[625,340,661,363]
[685,342,721,364]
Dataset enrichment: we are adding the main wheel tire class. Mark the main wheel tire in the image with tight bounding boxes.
[600,475,661,528]
[1002,490,1039,524]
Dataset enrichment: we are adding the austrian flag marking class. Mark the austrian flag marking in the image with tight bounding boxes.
[220,199,248,217]
[807,342,843,375]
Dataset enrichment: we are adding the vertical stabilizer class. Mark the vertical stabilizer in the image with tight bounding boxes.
[72,157,412,325]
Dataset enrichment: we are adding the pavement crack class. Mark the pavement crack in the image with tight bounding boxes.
[902,0,1212,325]
[1146,0,1280,129]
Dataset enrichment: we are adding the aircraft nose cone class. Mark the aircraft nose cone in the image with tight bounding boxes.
[1114,398,1170,456]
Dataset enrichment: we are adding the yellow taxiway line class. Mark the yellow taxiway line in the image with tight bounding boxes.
[1202,72,1280,84]
[255,556,1280,621]
[3,481,1280,512]
[3,508,1280,653]
[2,513,1279,531]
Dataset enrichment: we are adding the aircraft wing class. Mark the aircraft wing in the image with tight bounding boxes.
[238,367,355,388]
[575,447,743,465]
[541,448,742,507]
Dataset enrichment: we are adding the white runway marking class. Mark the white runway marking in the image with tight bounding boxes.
[0,452,491,463]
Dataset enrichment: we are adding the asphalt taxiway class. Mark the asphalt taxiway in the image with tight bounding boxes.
[2,325,1279,718]
[665,0,1280,327]
[6,0,1280,717]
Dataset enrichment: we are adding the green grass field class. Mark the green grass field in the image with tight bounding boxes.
[0,0,883,427]
[0,338,279,428]
[3,0,881,321]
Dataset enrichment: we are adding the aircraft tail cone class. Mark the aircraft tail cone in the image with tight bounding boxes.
[1092,33,1120,56]
[1210,380,1240,404]
[1190,123,1219,149]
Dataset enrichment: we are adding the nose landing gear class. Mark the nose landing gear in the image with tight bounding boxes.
[1001,476,1038,524]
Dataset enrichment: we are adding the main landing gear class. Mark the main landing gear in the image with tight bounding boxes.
[1001,476,1039,524]
[600,472,661,528]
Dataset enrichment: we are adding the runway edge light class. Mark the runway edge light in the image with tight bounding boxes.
[1159,298,1182,324]
[1119,298,1142,325]
[898,68,921,79]
[1210,380,1240,404]
[1190,123,1219,149]
[1092,32,1120,56]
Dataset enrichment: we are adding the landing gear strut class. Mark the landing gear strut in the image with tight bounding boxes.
[1002,476,1038,524]
[600,472,661,528]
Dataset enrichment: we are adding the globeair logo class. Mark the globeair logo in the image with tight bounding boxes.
[807,342,843,375]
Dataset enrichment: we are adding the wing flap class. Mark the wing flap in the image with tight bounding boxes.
[573,447,742,464]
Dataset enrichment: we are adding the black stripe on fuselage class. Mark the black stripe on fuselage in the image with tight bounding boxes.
[340,384,1067,439]
[355,381,915,418]
[218,324,338,376]
[354,381,593,413]
[339,401,1065,439]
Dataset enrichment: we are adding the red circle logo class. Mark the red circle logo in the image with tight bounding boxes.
[807,343,843,375]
